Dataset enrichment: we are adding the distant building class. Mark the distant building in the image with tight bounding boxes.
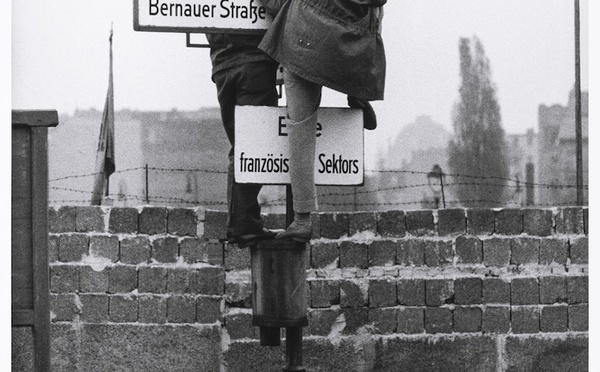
[537,90,588,206]
[505,129,538,206]
[49,109,230,208]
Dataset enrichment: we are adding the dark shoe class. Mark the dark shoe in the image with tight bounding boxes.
[228,227,281,248]
[348,96,377,130]
[274,220,312,243]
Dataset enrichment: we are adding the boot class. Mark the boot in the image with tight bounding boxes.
[275,213,312,242]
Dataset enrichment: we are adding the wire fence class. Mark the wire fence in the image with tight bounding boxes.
[48,165,588,210]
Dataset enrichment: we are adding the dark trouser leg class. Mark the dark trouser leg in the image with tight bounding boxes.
[213,61,278,236]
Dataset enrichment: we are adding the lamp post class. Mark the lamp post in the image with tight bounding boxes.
[427,164,446,209]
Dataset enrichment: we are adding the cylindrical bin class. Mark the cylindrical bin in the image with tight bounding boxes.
[251,240,308,331]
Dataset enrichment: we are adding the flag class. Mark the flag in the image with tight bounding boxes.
[91,25,116,205]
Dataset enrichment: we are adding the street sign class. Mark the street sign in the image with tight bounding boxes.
[234,106,364,186]
[134,0,272,33]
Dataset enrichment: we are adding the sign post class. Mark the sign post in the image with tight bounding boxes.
[236,106,363,372]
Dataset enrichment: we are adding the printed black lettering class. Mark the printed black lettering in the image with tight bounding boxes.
[149,0,159,15]
[278,116,288,136]
[318,153,326,174]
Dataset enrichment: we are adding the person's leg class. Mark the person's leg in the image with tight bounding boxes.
[275,69,321,242]
[214,61,279,242]
[283,69,321,213]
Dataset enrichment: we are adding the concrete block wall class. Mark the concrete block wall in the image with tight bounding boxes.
[12,206,588,371]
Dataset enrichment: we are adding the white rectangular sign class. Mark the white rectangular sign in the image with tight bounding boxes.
[234,106,364,186]
[134,0,272,33]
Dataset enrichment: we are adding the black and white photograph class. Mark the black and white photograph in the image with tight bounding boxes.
[7,0,594,371]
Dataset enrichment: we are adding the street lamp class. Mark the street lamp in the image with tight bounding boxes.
[427,164,446,209]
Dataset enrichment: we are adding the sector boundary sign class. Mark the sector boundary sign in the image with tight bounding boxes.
[234,106,364,186]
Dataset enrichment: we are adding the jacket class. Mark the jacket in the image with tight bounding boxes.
[259,0,386,101]
[206,33,274,78]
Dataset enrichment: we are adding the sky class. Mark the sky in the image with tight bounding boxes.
[11,1,589,143]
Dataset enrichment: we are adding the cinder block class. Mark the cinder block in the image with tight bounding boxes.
[206,241,224,266]
[262,213,286,231]
[540,306,568,332]
[437,208,466,236]
[568,304,588,331]
[453,307,481,333]
[225,280,252,308]
[79,294,109,323]
[48,235,59,262]
[510,237,540,266]
[203,210,228,239]
[168,208,197,236]
[191,267,225,296]
[138,295,167,324]
[539,276,567,304]
[167,295,196,323]
[80,266,109,293]
[320,213,349,239]
[556,207,584,235]
[75,206,105,232]
[107,265,137,294]
[369,307,397,334]
[483,278,510,304]
[455,236,482,264]
[570,236,588,264]
[167,268,191,294]
[311,212,321,239]
[339,241,368,269]
[376,210,406,237]
[310,280,340,308]
[511,278,539,305]
[340,280,367,308]
[425,307,453,334]
[151,237,179,263]
[505,334,588,372]
[58,234,88,262]
[511,306,539,334]
[368,240,396,267]
[539,238,568,265]
[482,306,510,333]
[397,279,425,306]
[89,235,119,263]
[424,240,453,266]
[49,206,77,233]
[466,208,495,235]
[180,237,208,264]
[567,276,588,304]
[309,308,342,336]
[138,266,167,294]
[50,265,80,293]
[397,239,425,266]
[349,212,377,235]
[119,236,151,264]
[495,209,523,235]
[225,244,251,270]
[108,207,138,234]
[139,207,168,235]
[406,210,435,236]
[341,308,369,334]
[50,293,81,321]
[482,237,511,267]
[523,209,553,236]
[397,307,424,334]
[425,279,454,306]
[311,242,339,269]
[225,312,255,339]
[109,295,138,322]
[368,279,397,308]
[196,296,222,324]
[454,277,482,305]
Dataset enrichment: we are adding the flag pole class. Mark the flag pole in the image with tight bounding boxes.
[91,23,116,205]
